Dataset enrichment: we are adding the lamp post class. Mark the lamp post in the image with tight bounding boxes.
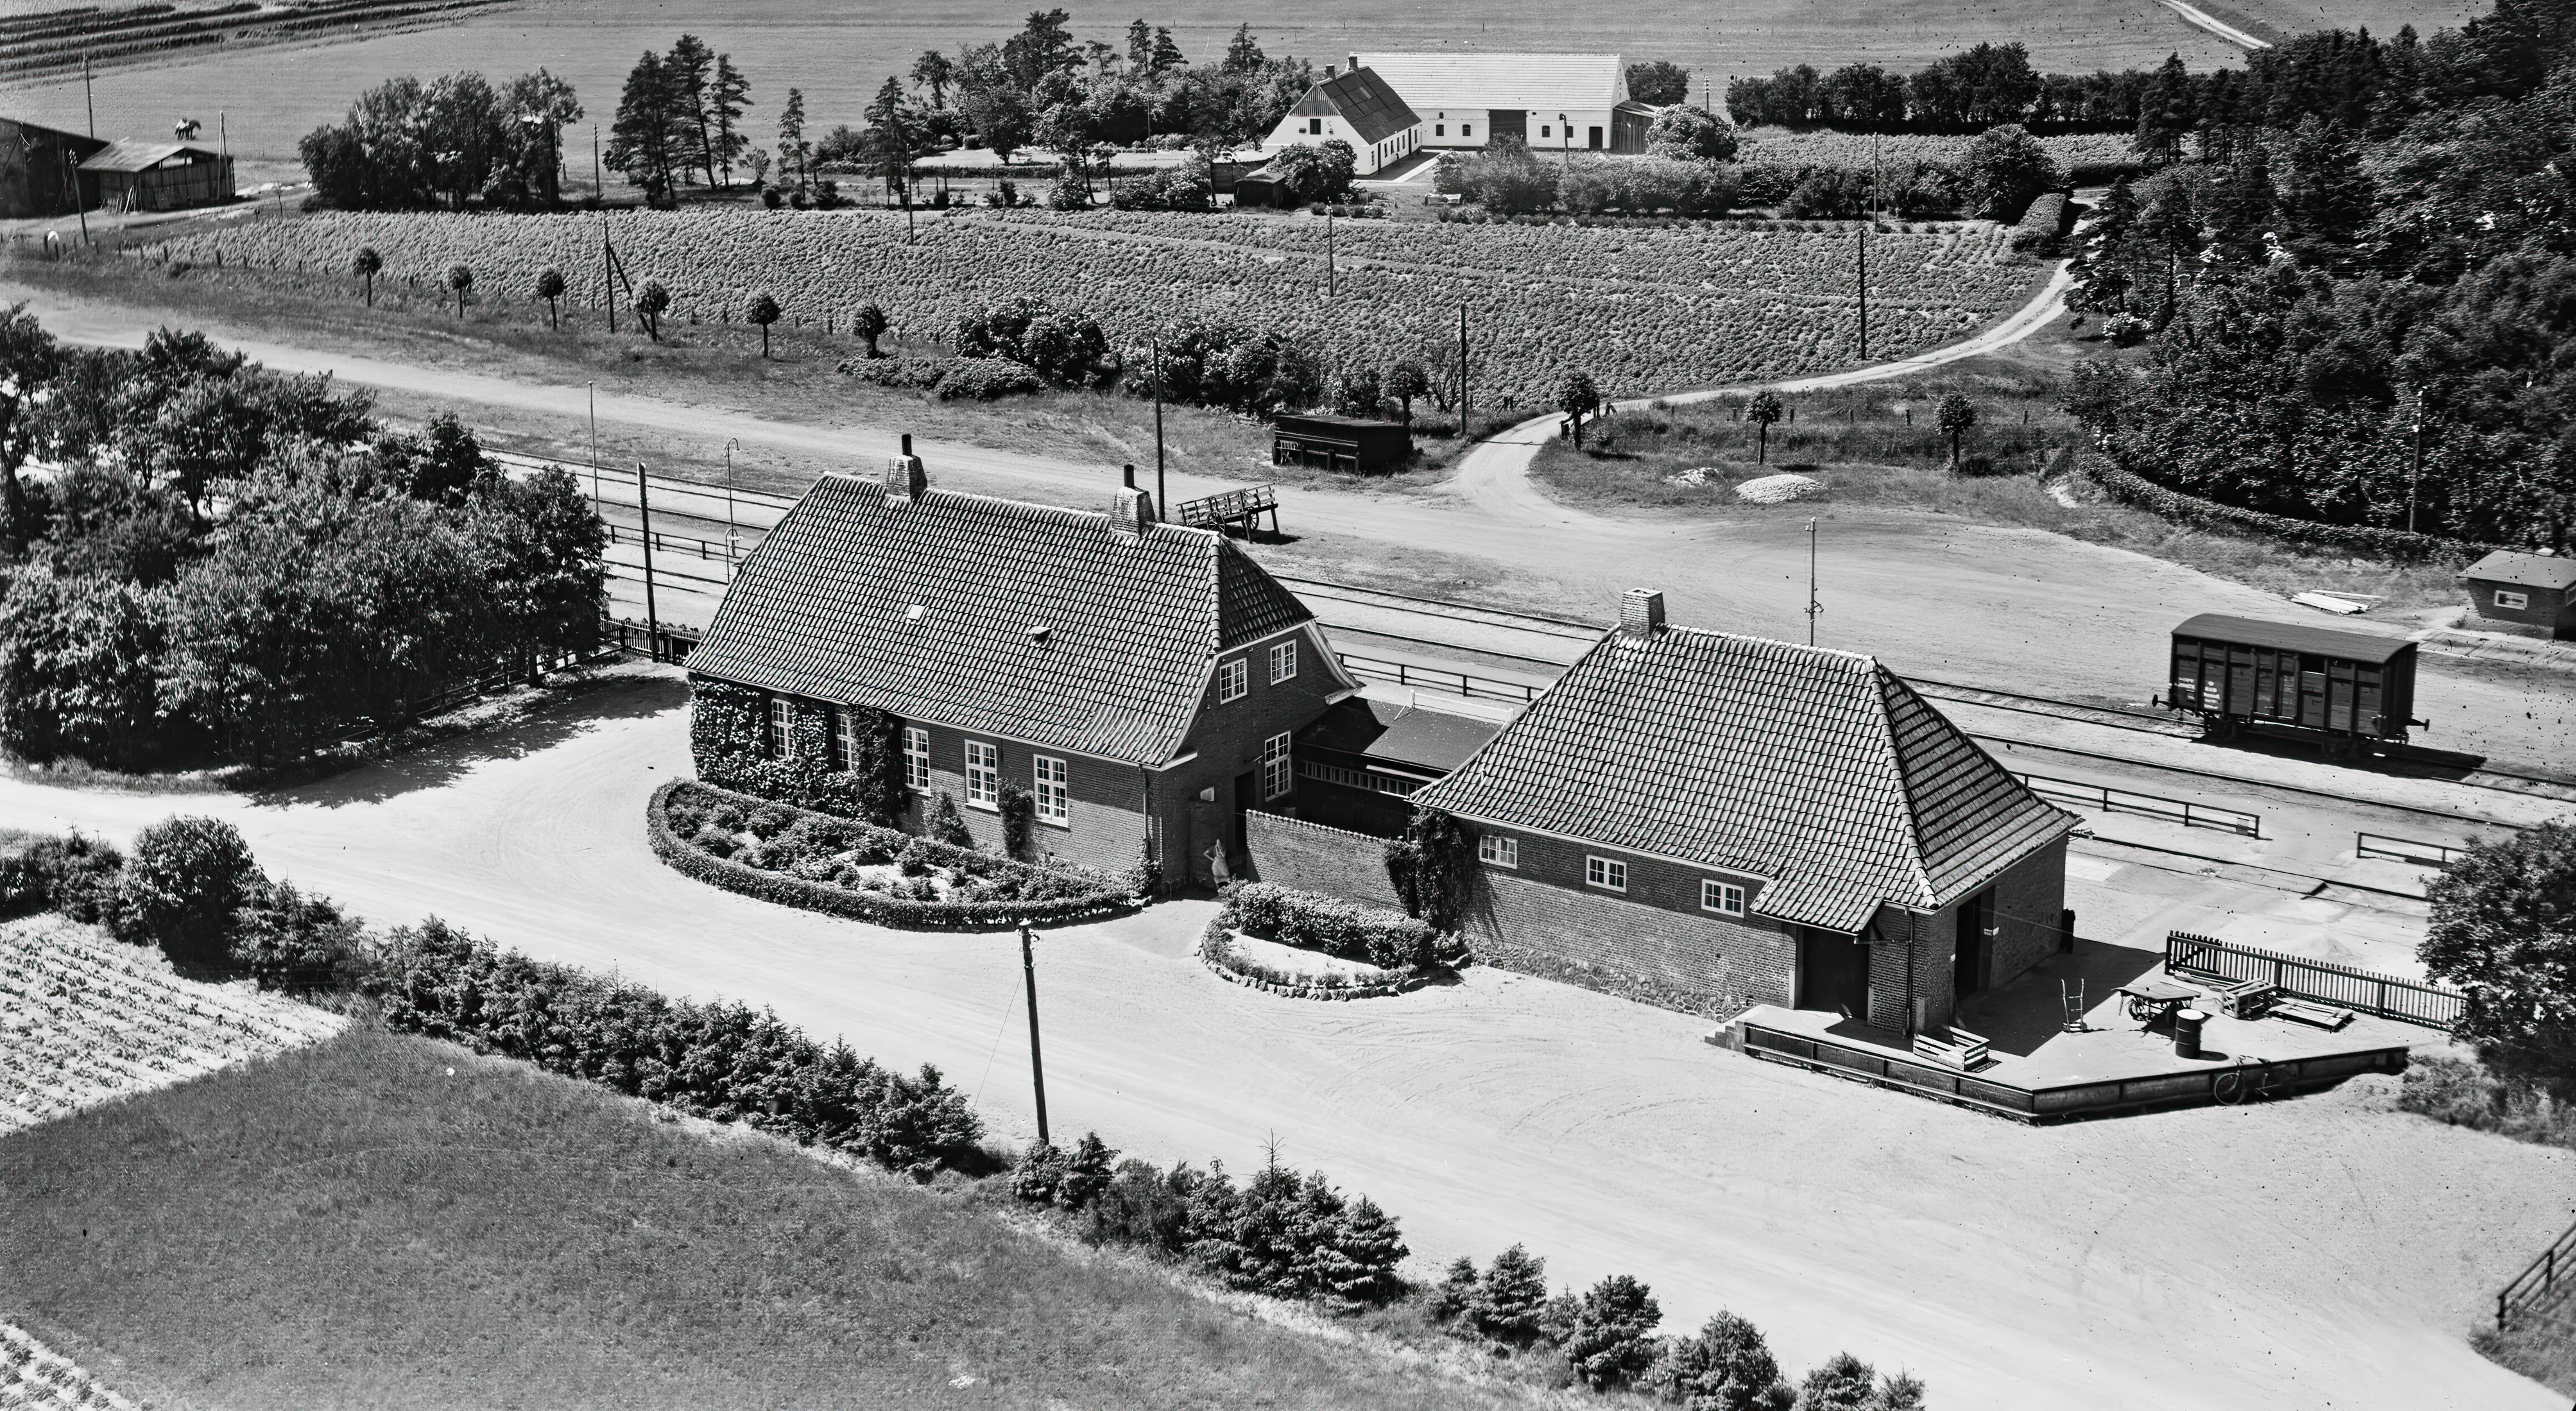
[1149,332,1166,514]
[724,437,740,561]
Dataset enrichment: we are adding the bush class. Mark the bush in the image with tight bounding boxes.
[230,878,368,992]
[1384,808,1478,932]
[934,356,1047,401]
[367,916,984,1179]
[1563,1274,1663,1389]
[1226,882,1444,970]
[2422,821,2576,1093]
[841,355,954,389]
[1083,1158,1199,1254]
[1464,1244,1554,1346]
[110,815,264,968]
[2010,190,2073,253]
[0,832,125,922]
[1649,1312,1795,1410]
[997,781,1036,858]
[2079,449,2498,563]
[925,791,974,846]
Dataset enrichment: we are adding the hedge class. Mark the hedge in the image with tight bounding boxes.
[1226,881,1449,970]
[2078,447,2506,564]
[649,779,1145,930]
[1199,911,1427,1000]
[2009,191,2074,253]
[364,916,986,1179]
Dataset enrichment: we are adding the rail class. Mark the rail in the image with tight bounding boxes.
[603,520,741,564]
[2500,1217,2576,1331]
[2014,771,2261,837]
[2165,930,2464,1030]
[2356,832,2471,868]
[1335,652,1545,704]
[1296,759,1429,796]
[602,616,700,663]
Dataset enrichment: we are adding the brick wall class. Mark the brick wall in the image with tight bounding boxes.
[1988,838,2069,989]
[1174,624,1349,882]
[1472,871,1792,1018]
[1866,912,1952,1034]
[895,721,1153,873]
[1243,812,1404,907]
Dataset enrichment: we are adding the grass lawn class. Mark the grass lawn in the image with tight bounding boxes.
[1533,326,2468,617]
[0,1025,1534,1411]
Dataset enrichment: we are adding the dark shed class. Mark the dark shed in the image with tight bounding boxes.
[81,139,234,212]
[1272,413,1413,474]
[2167,613,2419,746]
[1,117,110,218]
[2460,551,2576,640]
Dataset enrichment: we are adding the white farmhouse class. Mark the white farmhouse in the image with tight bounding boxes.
[1348,51,1651,154]
[1255,64,1424,176]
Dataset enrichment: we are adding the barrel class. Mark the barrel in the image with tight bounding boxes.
[2174,1008,2208,1059]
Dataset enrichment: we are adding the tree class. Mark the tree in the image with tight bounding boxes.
[607,50,685,206]
[534,266,566,329]
[1645,103,1737,163]
[2422,822,2576,1092]
[710,55,752,187]
[112,815,263,970]
[866,75,922,205]
[1221,23,1265,74]
[667,33,717,189]
[1797,1353,1878,1411]
[352,246,382,307]
[0,303,61,548]
[497,68,581,208]
[1647,1312,1793,1411]
[1747,389,1784,463]
[1149,26,1184,73]
[911,49,954,108]
[634,278,672,341]
[1556,371,1602,448]
[1958,123,2059,221]
[744,292,782,358]
[444,263,475,318]
[1563,1274,1662,1390]
[0,571,167,768]
[2136,53,2195,162]
[1382,361,1430,423]
[851,302,889,358]
[1626,59,1692,106]
[1466,1244,1552,1346]
[1937,392,1977,468]
[777,86,811,197]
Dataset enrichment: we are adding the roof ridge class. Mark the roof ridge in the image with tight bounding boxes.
[1662,623,1880,669]
[1869,666,1941,909]
[824,472,1223,544]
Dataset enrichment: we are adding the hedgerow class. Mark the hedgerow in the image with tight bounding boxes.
[1224,881,1446,971]
[2076,447,2500,563]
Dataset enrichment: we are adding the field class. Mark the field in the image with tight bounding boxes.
[0,916,344,1136]
[1735,126,2142,174]
[0,1023,1536,1411]
[151,207,2043,405]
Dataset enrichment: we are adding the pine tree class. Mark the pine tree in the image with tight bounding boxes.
[1647,1311,1790,1411]
[2136,53,2195,164]
[710,55,752,187]
[1563,1274,1663,1390]
[1229,1159,1308,1296]
[667,33,716,189]
[1315,1194,1407,1312]
[1126,17,1153,70]
[1470,1244,1551,1346]
[777,86,810,197]
[1057,1131,1117,1209]
[1150,27,1185,73]
[1180,1159,1244,1281]
[1012,1139,1066,1203]
[1428,1256,1480,1324]
[910,50,954,109]
[606,51,683,206]
[1222,23,1264,74]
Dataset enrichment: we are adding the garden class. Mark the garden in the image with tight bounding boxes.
[649,778,1146,929]
[143,202,2043,407]
[1198,881,1464,1000]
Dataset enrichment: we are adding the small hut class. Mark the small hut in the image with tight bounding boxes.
[80,140,234,213]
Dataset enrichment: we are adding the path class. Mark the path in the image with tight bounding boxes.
[0,679,2560,1411]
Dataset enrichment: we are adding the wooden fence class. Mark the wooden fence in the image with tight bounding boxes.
[2165,930,2465,1030]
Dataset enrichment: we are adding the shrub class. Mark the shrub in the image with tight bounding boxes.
[0,832,124,922]
[2011,190,2073,253]
[1466,1244,1554,1346]
[1083,1158,1198,1254]
[2079,449,2498,563]
[1226,882,1443,970]
[110,815,264,968]
[841,355,954,389]
[2422,821,2576,1093]
[926,791,974,846]
[1649,1311,1794,1411]
[1384,807,1477,932]
[1428,1256,1482,1324]
[366,916,985,1179]
[230,878,368,992]
[997,781,1036,859]
[1796,1353,1880,1411]
[934,357,1047,401]
[1563,1274,1663,1389]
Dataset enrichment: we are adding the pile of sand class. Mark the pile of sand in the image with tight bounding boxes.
[1733,473,1828,504]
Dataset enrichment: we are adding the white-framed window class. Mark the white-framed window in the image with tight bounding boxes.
[1262,733,1292,800]
[1269,639,1297,684]
[2496,589,2530,610]
[768,697,793,758]
[1033,756,1069,825]
[1703,880,1746,917]
[1586,855,1627,893]
[902,726,931,791]
[964,740,998,807]
[1478,834,1518,868]
[832,708,859,771]
[1218,657,1248,703]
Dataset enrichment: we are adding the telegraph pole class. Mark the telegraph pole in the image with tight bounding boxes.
[2409,385,2424,534]
[1325,205,1335,296]
[1020,923,1051,1145]
[635,462,660,661]
[1457,303,1470,434]
[82,56,94,137]
[601,220,615,332]
[1806,517,1821,647]
[587,382,599,507]
[1857,221,1868,361]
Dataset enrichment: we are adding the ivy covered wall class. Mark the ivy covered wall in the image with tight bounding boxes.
[689,677,909,826]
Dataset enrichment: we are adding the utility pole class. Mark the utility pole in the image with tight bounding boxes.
[1020,923,1051,1145]
[82,56,94,137]
[1457,302,1470,434]
[1149,332,1166,513]
[724,437,740,562]
[1325,205,1335,296]
[602,220,616,333]
[587,382,599,508]
[2409,384,2424,534]
[1806,517,1821,647]
[592,124,602,207]
[635,461,660,662]
[1857,220,1868,361]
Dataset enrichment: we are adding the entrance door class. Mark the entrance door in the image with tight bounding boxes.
[1954,891,1993,997]
[1796,928,1869,1017]
[1487,108,1527,143]
[1587,125,1604,149]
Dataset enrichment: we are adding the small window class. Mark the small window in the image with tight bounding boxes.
[1586,856,1627,893]
[965,740,998,807]
[1703,880,1746,917]
[2496,589,2530,610]
[1540,124,1551,138]
[1262,732,1292,800]
[1478,834,1517,868]
[1269,639,1297,683]
[903,726,931,791]
[1309,117,1322,135]
[768,697,793,759]
[831,708,859,771]
[1033,756,1069,825]
[1218,658,1248,703]
[1434,123,1445,136]
[1461,123,1472,137]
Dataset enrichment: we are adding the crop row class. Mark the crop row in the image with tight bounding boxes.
[160,208,2041,402]
[1,1321,139,1411]
[0,918,343,1138]
[1733,126,2143,173]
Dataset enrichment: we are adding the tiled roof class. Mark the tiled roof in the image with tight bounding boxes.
[687,474,1314,765]
[1412,626,2075,933]
[2463,551,2576,592]
[1353,52,1627,117]
[1299,697,1500,774]
[1291,67,1422,146]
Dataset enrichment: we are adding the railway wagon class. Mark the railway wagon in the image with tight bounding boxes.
[2165,613,2421,749]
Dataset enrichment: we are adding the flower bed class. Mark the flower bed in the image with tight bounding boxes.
[1195,883,1462,1001]
[649,780,1144,930]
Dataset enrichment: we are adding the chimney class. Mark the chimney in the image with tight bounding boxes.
[884,432,925,504]
[1110,484,1156,541]
[1619,588,1666,638]
[1348,53,1360,73]
[1324,63,1337,79]
[1123,463,1136,488]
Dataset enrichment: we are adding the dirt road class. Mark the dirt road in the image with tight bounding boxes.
[0,678,2563,1411]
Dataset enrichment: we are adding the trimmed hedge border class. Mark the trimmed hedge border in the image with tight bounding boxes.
[649,779,1143,931]
[2078,447,2509,565]
[1197,911,1429,1001]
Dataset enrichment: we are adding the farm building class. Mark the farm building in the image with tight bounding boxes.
[1290,697,1500,836]
[80,139,234,212]
[0,117,108,219]
[1347,51,1652,153]
[2459,550,2576,639]
[1256,64,1422,177]
[1271,413,1413,473]
[684,447,1358,885]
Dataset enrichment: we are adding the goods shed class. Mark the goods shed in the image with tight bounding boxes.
[2460,551,2576,639]
[1273,413,1412,474]
[82,139,233,213]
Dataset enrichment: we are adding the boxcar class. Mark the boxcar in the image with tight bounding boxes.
[2165,613,2421,749]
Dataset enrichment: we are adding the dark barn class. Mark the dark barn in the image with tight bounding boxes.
[1,117,109,219]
